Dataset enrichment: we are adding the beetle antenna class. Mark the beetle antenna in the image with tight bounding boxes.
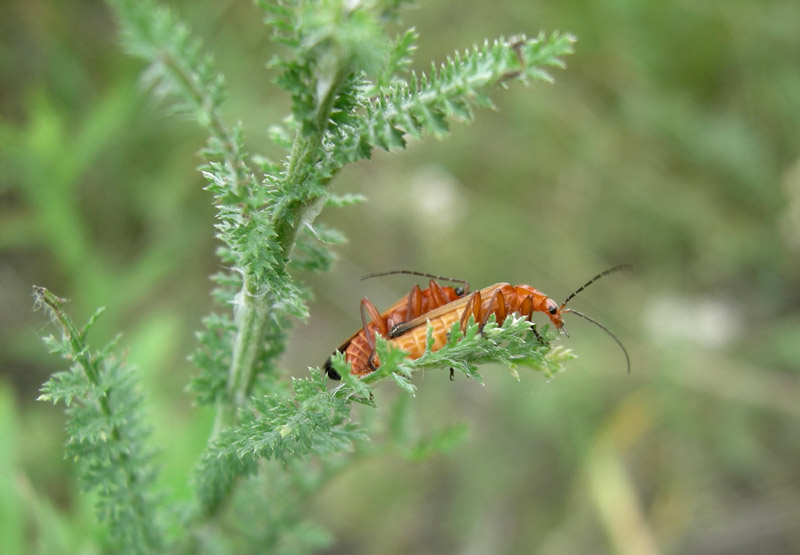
[560,264,632,309]
[361,270,469,291]
[563,309,630,374]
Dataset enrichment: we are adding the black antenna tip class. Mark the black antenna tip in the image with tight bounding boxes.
[564,309,630,374]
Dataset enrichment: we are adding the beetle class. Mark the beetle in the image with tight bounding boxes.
[323,271,470,380]
[325,266,631,379]
[389,265,631,374]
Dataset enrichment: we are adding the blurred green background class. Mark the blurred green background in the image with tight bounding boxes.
[2,0,799,553]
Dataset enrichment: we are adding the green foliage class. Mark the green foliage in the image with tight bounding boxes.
[34,0,574,550]
[193,371,364,517]
[362,32,574,149]
[34,288,165,553]
[4,0,796,552]
[329,316,572,396]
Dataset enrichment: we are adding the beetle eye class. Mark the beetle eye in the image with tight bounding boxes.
[547,301,558,315]
[455,286,464,296]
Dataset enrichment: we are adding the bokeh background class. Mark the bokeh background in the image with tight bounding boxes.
[2,0,799,553]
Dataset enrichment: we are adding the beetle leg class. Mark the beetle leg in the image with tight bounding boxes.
[519,294,533,321]
[405,284,423,321]
[360,297,388,351]
[458,291,482,334]
[480,289,508,332]
[429,279,449,307]
[531,323,546,344]
[520,295,546,344]
[449,368,455,381]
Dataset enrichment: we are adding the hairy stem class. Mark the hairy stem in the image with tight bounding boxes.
[212,275,270,439]
[211,69,346,441]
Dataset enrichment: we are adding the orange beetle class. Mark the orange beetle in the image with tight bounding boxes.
[326,266,631,378]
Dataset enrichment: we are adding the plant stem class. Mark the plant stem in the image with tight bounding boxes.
[211,68,346,440]
[212,274,270,439]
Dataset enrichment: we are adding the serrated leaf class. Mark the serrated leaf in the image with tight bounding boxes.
[325,193,367,207]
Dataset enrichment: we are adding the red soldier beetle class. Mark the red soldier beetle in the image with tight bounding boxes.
[325,265,631,379]
[390,265,631,375]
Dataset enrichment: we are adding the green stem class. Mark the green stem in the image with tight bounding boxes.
[210,67,347,441]
[211,275,270,439]
[274,68,346,255]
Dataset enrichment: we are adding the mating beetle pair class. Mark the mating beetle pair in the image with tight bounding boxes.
[324,265,630,379]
